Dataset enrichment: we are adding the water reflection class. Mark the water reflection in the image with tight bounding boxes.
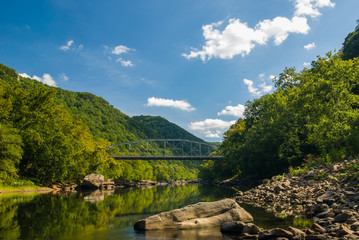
[0,185,305,240]
[0,185,236,240]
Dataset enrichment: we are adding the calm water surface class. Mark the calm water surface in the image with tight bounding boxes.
[0,184,299,240]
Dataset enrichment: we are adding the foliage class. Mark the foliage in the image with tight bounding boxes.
[288,165,309,177]
[0,63,201,184]
[201,53,359,179]
[132,115,205,142]
[342,22,359,60]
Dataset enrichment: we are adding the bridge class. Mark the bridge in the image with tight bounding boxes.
[107,139,222,160]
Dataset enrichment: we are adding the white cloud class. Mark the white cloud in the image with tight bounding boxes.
[243,79,260,95]
[107,45,135,67]
[259,82,273,93]
[218,104,246,118]
[304,42,316,50]
[112,45,133,55]
[294,0,335,18]
[20,73,57,87]
[243,75,273,97]
[269,75,276,80]
[303,62,311,67]
[59,40,83,51]
[189,119,236,138]
[116,58,134,67]
[146,97,196,112]
[60,40,73,51]
[183,16,310,61]
[58,73,69,81]
[19,73,31,78]
[183,0,334,61]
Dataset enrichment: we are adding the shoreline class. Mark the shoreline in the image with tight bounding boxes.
[233,159,359,239]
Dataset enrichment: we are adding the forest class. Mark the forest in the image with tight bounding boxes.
[0,66,201,186]
[200,22,359,180]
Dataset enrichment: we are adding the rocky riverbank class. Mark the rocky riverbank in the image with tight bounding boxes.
[234,159,359,239]
[52,173,207,192]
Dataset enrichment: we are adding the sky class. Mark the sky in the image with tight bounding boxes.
[0,0,358,142]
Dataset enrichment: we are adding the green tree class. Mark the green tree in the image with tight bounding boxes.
[342,21,359,60]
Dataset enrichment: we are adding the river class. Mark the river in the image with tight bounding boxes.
[0,184,302,239]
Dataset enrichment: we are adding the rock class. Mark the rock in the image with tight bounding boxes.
[102,179,115,190]
[317,191,339,203]
[304,234,328,240]
[138,180,156,186]
[61,183,77,192]
[82,173,104,189]
[258,228,293,240]
[334,212,351,223]
[220,221,261,234]
[243,223,262,234]
[350,221,359,230]
[269,228,293,238]
[220,221,245,233]
[288,226,306,237]
[134,199,253,230]
[312,223,326,233]
[337,224,354,237]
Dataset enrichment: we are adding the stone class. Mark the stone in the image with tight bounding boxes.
[134,199,253,230]
[304,234,328,240]
[220,221,245,233]
[312,223,326,233]
[269,228,293,238]
[334,212,351,223]
[337,224,354,237]
[258,228,293,240]
[243,223,262,234]
[350,222,359,230]
[317,191,338,203]
[82,173,105,189]
[288,226,306,237]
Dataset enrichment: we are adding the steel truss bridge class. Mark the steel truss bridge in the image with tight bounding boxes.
[107,139,222,160]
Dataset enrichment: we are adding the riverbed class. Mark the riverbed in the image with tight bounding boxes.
[0,184,300,239]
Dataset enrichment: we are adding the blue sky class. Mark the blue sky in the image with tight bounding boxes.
[1,0,358,141]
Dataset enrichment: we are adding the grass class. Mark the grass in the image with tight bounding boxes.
[0,179,46,192]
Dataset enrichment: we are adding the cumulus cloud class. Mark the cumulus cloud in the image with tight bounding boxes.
[269,75,276,80]
[243,73,273,96]
[60,40,83,51]
[19,73,57,87]
[294,0,335,18]
[304,42,316,50]
[189,119,236,138]
[116,58,134,67]
[106,44,135,67]
[146,97,196,112]
[218,104,246,118]
[183,0,334,61]
[58,72,69,81]
[112,45,134,55]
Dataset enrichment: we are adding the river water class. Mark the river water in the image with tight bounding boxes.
[0,184,301,240]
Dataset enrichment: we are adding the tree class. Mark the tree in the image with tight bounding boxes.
[342,22,359,60]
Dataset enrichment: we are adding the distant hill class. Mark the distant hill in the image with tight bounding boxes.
[0,63,205,183]
[132,115,204,142]
[0,70,204,145]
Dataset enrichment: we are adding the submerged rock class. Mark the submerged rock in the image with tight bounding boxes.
[134,198,253,230]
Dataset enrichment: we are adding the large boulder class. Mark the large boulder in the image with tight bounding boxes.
[134,198,253,230]
[82,173,104,189]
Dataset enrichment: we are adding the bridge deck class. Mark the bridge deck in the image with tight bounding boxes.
[109,155,223,160]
